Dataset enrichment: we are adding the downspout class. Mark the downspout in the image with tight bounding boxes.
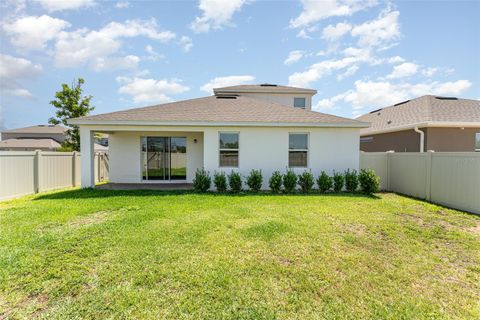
[414,126,424,152]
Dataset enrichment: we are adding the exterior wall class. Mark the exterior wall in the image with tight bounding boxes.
[424,127,480,152]
[108,131,203,183]
[360,127,480,152]
[360,129,422,152]
[1,132,66,143]
[101,125,359,187]
[203,126,359,189]
[237,93,313,110]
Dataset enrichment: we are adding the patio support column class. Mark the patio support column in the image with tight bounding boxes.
[80,126,95,188]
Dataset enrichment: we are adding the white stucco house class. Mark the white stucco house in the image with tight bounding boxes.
[68,84,369,188]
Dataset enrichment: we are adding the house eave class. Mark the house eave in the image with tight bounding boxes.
[68,119,368,128]
[360,121,480,136]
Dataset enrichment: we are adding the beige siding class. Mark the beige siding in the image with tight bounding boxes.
[360,151,480,214]
[0,151,108,200]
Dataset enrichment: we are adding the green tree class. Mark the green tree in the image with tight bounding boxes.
[49,78,94,151]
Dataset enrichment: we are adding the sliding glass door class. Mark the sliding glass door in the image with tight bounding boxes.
[141,137,186,181]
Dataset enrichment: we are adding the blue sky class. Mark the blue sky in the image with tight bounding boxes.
[1,0,479,130]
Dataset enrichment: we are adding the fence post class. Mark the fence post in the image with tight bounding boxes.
[425,150,434,201]
[33,150,41,194]
[72,151,77,187]
[386,150,394,191]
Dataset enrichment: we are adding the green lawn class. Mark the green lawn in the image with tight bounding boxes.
[1,190,479,319]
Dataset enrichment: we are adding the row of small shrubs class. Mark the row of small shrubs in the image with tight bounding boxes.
[194,168,379,194]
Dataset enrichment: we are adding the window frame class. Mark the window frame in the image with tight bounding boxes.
[219,131,240,168]
[475,132,480,152]
[293,97,306,109]
[288,132,309,168]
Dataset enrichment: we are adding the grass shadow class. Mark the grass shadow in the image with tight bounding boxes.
[34,188,381,201]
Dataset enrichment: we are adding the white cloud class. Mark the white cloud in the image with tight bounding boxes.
[145,45,165,61]
[337,65,358,80]
[190,0,248,33]
[54,19,176,69]
[3,15,70,51]
[318,79,472,112]
[90,55,140,71]
[290,0,377,28]
[200,75,255,93]
[115,1,129,8]
[351,9,400,48]
[116,77,189,104]
[284,50,304,65]
[322,22,351,41]
[387,56,405,64]
[386,62,419,79]
[422,67,438,77]
[33,0,95,12]
[0,54,42,99]
[288,47,376,87]
[179,36,193,52]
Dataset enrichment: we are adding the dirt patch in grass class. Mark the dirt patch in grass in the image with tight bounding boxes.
[0,293,49,319]
[69,210,111,228]
[343,223,367,236]
[467,222,480,235]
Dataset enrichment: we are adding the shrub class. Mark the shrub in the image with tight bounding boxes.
[333,171,344,192]
[246,169,263,192]
[298,171,314,193]
[283,170,297,193]
[269,171,283,193]
[193,168,211,192]
[359,169,380,194]
[344,169,359,193]
[213,171,227,192]
[317,171,333,193]
[228,171,242,193]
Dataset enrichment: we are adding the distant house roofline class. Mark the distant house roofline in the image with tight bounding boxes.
[213,84,317,95]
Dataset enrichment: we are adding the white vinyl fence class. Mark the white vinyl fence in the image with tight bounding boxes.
[0,151,108,201]
[360,151,480,214]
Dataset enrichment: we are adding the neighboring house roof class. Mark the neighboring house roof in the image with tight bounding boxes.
[0,138,61,149]
[1,125,66,134]
[94,143,109,152]
[213,84,317,95]
[357,95,480,135]
[69,95,367,128]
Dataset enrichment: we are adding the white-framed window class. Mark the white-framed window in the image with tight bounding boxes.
[219,132,239,167]
[289,133,308,167]
[360,136,373,143]
[476,132,480,152]
[294,97,306,109]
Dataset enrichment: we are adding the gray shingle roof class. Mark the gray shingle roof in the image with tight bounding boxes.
[70,95,366,127]
[357,95,480,134]
[2,125,66,134]
[213,84,317,94]
[0,138,61,149]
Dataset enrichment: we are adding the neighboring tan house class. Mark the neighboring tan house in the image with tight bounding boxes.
[0,124,109,151]
[357,95,480,152]
[0,125,66,151]
[68,84,369,188]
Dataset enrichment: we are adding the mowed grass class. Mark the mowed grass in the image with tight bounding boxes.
[0,190,479,319]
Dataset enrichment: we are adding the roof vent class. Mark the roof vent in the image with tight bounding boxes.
[435,96,458,100]
[394,100,410,106]
[215,95,238,99]
[260,83,278,87]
